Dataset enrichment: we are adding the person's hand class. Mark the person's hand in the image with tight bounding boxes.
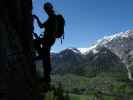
[33,33,38,38]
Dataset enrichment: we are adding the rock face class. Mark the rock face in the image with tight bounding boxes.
[0,0,36,100]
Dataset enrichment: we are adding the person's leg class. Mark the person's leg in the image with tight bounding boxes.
[42,46,51,84]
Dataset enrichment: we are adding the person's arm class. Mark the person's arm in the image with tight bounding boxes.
[32,14,44,28]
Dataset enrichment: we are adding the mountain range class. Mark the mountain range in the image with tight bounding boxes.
[51,30,133,80]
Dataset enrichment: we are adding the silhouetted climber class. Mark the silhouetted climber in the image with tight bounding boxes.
[32,2,65,90]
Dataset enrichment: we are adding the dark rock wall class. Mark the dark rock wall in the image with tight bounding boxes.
[0,0,37,100]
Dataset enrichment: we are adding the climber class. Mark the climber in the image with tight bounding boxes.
[32,2,57,88]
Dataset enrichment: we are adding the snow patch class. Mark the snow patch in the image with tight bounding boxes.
[78,44,98,55]
[92,49,99,54]
[96,29,133,46]
[68,48,81,54]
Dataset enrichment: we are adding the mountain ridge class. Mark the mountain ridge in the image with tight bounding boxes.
[51,29,133,80]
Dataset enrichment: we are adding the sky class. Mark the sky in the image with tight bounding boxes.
[32,0,133,52]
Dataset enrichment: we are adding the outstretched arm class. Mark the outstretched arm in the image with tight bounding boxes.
[32,14,44,28]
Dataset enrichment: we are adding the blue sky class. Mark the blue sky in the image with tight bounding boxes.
[32,0,133,52]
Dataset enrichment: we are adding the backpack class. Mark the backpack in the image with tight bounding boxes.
[55,14,65,40]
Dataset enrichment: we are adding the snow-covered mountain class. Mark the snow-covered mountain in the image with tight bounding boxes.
[95,30,133,80]
[66,30,133,66]
[52,29,133,80]
[51,46,127,77]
